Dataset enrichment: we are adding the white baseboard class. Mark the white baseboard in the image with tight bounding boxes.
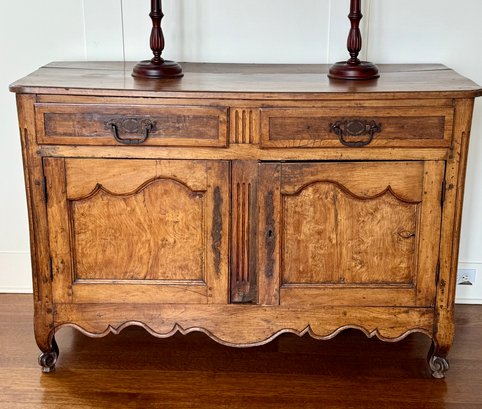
[0,251,33,293]
[455,298,482,305]
[0,287,32,294]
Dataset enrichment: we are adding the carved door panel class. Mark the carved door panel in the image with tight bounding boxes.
[44,158,229,305]
[258,161,445,307]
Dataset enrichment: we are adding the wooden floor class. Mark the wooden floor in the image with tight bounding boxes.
[1,295,482,408]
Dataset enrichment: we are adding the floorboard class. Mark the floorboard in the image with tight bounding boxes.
[1,294,482,408]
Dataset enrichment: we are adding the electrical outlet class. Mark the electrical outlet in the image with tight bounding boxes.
[457,269,476,286]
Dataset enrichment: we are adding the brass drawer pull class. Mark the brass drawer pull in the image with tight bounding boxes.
[106,118,156,145]
[330,119,382,147]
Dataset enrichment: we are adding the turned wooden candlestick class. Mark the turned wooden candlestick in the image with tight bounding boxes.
[328,0,379,80]
[132,0,183,79]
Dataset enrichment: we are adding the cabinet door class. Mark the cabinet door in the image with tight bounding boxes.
[258,161,444,307]
[44,158,229,304]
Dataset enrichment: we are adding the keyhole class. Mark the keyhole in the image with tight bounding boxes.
[267,230,273,238]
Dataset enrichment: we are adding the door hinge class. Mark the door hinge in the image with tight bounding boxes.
[435,259,441,286]
[43,176,48,204]
[440,179,447,206]
[49,256,53,282]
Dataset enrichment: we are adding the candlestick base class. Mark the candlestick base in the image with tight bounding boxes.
[328,61,379,80]
[132,60,184,79]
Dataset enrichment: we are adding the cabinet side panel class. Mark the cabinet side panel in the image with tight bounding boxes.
[16,94,55,352]
[435,98,475,356]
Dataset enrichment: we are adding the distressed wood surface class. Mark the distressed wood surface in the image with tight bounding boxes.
[39,144,452,161]
[281,181,420,285]
[2,295,482,409]
[434,99,476,361]
[72,180,205,281]
[280,161,425,201]
[230,161,258,303]
[65,159,208,198]
[230,108,260,144]
[10,63,481,377]
[36,94,456,108]
[268,161,443,307]
[44,158,230,305]
[9,62,482,99]
[16,94,55,353]
[52,303,434,345]
[261,106,454,148]
[280,162,424,285]
[35,103,228,147]
[257,164,281,306]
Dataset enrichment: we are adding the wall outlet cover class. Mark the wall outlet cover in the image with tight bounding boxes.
[457,269,477,286]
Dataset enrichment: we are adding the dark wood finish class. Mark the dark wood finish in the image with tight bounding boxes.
[35,103,228,147]
[330,118,382,147]
[9,63,482,99]
[260,106,454,148]
[328,0,380,80]
[132,0,183,79]
[2,295,482,408]
[10,63,482,378]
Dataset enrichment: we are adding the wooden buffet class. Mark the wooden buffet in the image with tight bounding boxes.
[10,62,482,378]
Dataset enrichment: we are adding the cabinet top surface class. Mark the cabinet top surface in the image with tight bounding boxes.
[9,61,482,100]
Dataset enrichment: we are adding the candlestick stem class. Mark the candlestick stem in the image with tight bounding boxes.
[347,0,362,64]
[149,0,165,64]
[328,0,379,80]
[132,0,183,79]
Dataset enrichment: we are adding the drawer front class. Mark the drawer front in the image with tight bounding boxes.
[35,103,228,147]
[260,107,454,148]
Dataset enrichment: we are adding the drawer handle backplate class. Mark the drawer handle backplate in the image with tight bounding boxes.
[330,119,382,147]
[106,118,156,145]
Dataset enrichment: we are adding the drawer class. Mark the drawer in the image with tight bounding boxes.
[260,107,454,148]
[35,103,228,147]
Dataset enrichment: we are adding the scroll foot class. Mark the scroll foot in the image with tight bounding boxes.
[38,336,59,373]
[428,342,449,379]
[429,355,449,379]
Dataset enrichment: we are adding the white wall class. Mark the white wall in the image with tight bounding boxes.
[1,0,481,302]
[0,0,86,292]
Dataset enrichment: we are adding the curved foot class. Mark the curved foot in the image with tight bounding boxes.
[38,336,59,373]
[429,355,449,379]
[428,342,449,379]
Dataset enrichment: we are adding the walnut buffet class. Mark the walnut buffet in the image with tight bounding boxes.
[10,62,482,378]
